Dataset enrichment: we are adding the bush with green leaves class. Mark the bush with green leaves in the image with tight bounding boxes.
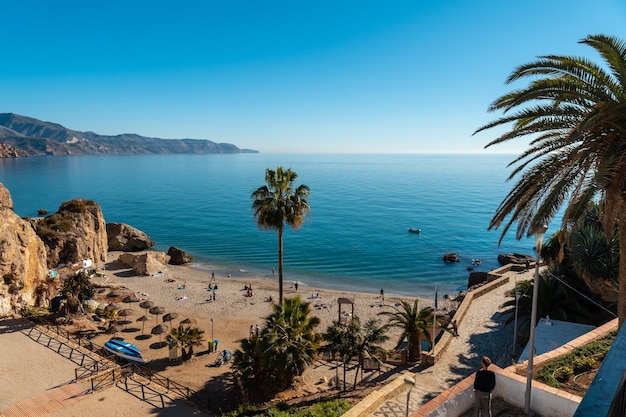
[572,356,596,374]
[554,366,574,383]
[221,399,350,417]
[536,331,615,388]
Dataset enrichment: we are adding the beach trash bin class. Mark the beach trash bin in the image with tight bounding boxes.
[208,339,213,352]
[213,340,219,351]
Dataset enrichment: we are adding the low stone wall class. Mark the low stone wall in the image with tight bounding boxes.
[412,316,618,417]
[342,264,520,417]
[426,264,514,363]
[341,373,415,417]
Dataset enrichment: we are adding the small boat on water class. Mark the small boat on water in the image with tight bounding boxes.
[408,228,421,234]
[103,338,146,364]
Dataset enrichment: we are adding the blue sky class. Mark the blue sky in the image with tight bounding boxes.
[2,1,625,153]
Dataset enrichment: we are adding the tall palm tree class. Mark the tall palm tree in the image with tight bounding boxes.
[380,300,432,362]
[474,34,626,325]
[251,167,310,305]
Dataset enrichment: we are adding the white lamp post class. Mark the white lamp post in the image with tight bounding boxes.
[524,224,548,415]
[512,291,521,361]
[404,376,415,417]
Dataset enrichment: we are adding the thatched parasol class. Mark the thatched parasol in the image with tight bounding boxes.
[105,303,120,311]
[136,315,149,335]
[162,312,178,327]
[180,317,196,327]
[118,309,133,327]
[139,300,154,315]
[149,306,165,324]
[107,289,122,300]
[105,324,123,338]
[151,324,168,343]
[122,294,139,310]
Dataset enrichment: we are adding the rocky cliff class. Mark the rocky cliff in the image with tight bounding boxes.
[0,184,49,316]
[33,199,108,268]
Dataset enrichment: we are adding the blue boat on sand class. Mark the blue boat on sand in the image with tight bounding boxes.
[103,339,146,364]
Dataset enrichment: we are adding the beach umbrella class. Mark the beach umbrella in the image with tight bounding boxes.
[105,303,120,311]
[107,289,122,300]
[139,300,154,315]
[105,324,122,339]
[149,306,165,324]
[180,317,196,327]
[162,312,178,327]
[122,294,139,310]
[136,315,149,335]
[118,309,133,327]
[151,324,168,344]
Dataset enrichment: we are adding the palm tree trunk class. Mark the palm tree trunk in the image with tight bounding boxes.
[409,333,421,362]
[353,361,361,389]
[618,208,626,328]
[278,225,284,305]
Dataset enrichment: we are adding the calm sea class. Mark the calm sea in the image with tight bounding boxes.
[0,153,542,299]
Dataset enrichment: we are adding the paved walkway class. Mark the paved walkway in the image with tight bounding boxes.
[370,269,532,416]
[0,383,90,417]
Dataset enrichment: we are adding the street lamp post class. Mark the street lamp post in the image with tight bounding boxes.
[512,291,521,361]
[404,376,415,417]
[524,224,548,415]
[210,318,214,341]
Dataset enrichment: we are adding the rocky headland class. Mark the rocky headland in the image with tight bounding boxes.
[0,182,182,317]
[0,113,259,157]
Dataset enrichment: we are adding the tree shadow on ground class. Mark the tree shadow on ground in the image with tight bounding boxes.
[444,310,511,388]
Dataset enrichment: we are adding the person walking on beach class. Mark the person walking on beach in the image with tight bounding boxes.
[294,281,299,292]
[474,356,496,417]
[452,319,459,336]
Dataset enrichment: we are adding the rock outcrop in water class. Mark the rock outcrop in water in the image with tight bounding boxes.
[107,223,155,251]
[119,252,170,276]
[168,246,193,265]
[0,183,49,316]
[497,253,534,266]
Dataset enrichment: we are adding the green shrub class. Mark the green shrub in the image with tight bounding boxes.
[536,331,615,388]
[554,366,573,383]
[220,399,350,417]
[572,356,596,374]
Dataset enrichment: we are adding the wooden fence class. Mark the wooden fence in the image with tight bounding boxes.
[24,316,211,412]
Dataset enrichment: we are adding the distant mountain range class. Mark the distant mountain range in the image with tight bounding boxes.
[0,113,258,157]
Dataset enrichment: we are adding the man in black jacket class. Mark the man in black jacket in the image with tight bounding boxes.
[473,356,496,417]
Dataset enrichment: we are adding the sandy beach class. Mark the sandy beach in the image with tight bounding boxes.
[0,251,473,416]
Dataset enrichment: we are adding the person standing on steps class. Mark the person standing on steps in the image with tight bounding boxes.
[473,356,496,417]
